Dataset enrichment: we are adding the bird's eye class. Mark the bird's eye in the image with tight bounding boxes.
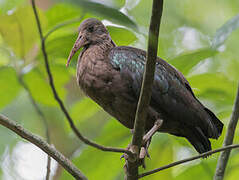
[88,26,94,32]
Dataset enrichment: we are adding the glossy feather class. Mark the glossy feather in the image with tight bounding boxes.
[72,18,223,154]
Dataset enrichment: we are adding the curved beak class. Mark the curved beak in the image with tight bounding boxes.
[66,32,86,67]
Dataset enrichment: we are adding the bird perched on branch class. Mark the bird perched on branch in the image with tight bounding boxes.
[67,18,223,154]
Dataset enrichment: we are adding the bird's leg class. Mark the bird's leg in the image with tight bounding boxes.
[139,119,163,160]
[122,120,163,168]
[143,119,163,145]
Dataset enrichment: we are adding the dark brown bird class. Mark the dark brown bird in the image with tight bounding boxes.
[67,18,223,154]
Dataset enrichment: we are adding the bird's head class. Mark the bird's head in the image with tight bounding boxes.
[66,18,109,66]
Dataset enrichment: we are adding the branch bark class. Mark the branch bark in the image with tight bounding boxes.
[31,0,132,156]
[139,144,239,179]
[214,82,239,180]
[125,0,164,179]
[0,114,87,180]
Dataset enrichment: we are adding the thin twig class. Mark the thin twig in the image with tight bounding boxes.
[31,0,132,156]
[139,144,239,178]
[125,0,164,179]
[18,75,51,180]
[214,82,239,180]
[0,114,88,180]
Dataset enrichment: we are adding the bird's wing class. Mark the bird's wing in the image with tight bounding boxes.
[109,46,222,138]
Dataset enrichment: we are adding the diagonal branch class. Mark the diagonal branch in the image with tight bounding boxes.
[214,82,239,180]
[0,114,87,180]
[139,144,239,178]
[125,0,164,179]
[31,0,132,156]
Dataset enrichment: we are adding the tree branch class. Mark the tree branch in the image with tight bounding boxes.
[31,0,132,156]
[0,114,87,180]
[139,144,239,178]
[125,0,164,179]
[214,82,239,180]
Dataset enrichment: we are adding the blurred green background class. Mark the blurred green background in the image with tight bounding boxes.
[0,0,239,179]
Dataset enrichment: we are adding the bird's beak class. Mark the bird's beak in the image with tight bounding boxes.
[66,32,87,67]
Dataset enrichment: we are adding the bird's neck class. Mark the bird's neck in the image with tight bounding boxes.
[89,35,116,51]
[76,37,115,81]
[82,37,116,61]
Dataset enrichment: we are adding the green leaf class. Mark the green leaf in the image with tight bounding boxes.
[46,33,76,59]
[62,0,137,30]
[61,120,130,180]
[175,159,216,180]
[0,6,46,58]
[0,0,25,14]
[107,26,137,46]
[93,0,125,9]
[0,67,21,109]
[46,3,83,29]
[212,14,239,49]
[169,48,217,75]
[22,68,58,106]
[188,73,237,106]
[70,98,101,123]
[226,58,239,81]
[127,0,152,27]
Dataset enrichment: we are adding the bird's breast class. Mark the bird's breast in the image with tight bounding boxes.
[77,51,116,106]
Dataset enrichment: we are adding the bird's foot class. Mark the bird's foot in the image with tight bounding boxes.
[122,119,163,168]
[120,144,137,162]
[139,119,163,168]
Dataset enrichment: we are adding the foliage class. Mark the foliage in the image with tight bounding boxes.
[0,0,239,179]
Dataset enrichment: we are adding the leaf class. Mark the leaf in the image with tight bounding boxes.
[127,0,152,27]
[62,0,137,30]
[226,58,239,81]
[70,98,101,123]
[92,0,125,9]
[46,3,83,29]
[0,0,25,14]
[0,67,21,109]
[140,134,174,180]
[188,73,237,106]
[22,68,66,106]
[46,33,76,59]
[61,120,130,180]
[107,26,137,45]
[175,159,216,180]
[0,6,46,58]
[212,14,239,49]
[169,48,217,75]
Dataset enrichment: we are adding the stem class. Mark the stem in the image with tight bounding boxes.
[125,0,164,179]
[139,144,239,178]
[214,82,239,180]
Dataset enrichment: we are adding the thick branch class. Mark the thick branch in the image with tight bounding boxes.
[139,144,239,178]
[0,114,87,180]
[125,0,164,179]
[31,0,132,156]
[214,82,239,180]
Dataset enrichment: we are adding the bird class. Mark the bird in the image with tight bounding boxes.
[66,18,223,154]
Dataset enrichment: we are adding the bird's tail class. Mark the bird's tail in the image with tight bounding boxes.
[204,107,224,139]
[186,126,211,154]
